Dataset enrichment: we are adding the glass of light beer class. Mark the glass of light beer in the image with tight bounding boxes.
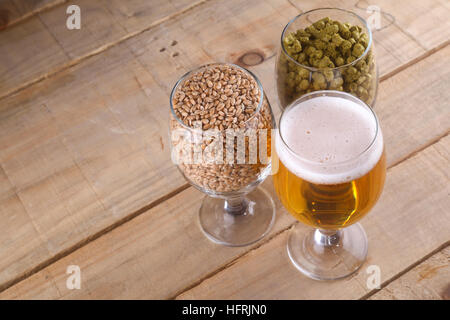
[273,90,386,280]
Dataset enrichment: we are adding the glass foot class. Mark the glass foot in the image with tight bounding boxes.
[199,187,276,247]
[287,223,368,280]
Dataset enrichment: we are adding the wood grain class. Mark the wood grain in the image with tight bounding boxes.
[0,0,302,292]
[370,246,450,300]
[0,0,204,99]
[0,0,448,297]
[37,0,201,59]
[0,0,64,29]
[361,0,450,49]
[177,135,450,299]
[1,45,448,299]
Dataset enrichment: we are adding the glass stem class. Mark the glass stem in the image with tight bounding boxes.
[224,196,248,215]
[314,229,342,247]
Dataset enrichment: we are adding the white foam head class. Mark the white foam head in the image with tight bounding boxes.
[276,94,383,184]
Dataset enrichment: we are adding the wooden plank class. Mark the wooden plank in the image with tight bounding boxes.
[0,0,203,99]
[0,45,181,290]
[1,45,448,299]
[2,0,449,100]
[289,0,450,49]
[0,14,69,97]
[369,246,450,300]
[0,0,446,293]
[0,166,51,284]
[361,0,450,49]
[177,135,450,299]
[2,135,448,300]
[36,0,200,59]
[0,0,63,29]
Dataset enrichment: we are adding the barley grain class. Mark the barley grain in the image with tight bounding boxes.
[170,64,272,192]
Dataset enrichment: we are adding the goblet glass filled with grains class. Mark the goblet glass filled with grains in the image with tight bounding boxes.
[276,8,378,109]
[169,63,276,246]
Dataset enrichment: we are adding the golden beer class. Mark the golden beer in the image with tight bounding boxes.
[274,151,385,229]
[273,92,386,230]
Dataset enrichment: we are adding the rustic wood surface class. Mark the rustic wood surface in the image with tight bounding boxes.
[0,0,448,299]
[370,247,450,300]
[0,0,63,29]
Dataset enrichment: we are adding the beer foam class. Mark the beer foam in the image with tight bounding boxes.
[276,95,383,184]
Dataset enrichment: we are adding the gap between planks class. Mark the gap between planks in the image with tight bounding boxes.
[389,131,450,170]
[379,39,449,82]
[170,222,297,299]
[1,0,69,30]
[1,0,447,103]
[0,183,190,293]
[0,0,213,101]
[359,241,450,300]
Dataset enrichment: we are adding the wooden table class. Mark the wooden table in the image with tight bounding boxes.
[0,0,449,300]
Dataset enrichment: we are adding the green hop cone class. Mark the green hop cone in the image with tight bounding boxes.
[279,16,376,107]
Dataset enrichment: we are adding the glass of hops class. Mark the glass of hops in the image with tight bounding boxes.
[276,8,378,110]
[169,63,276,246]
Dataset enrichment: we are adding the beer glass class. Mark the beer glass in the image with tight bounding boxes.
[273,90,386,279]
